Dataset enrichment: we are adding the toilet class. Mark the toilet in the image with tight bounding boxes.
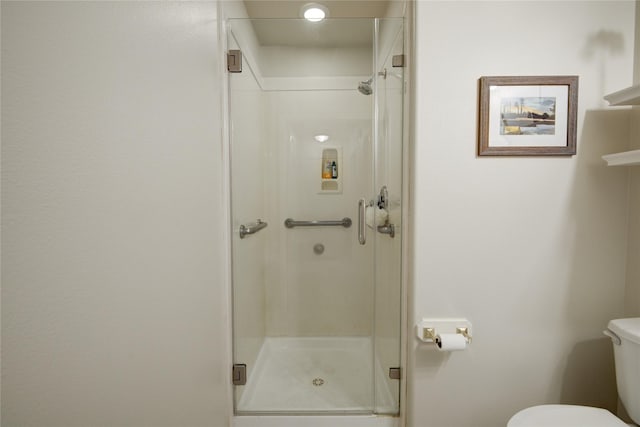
[508,318,640,427]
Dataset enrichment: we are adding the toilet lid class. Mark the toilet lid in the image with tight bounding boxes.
[507,405,629,427]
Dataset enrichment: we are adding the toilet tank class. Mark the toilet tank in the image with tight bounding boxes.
[608,318,640,424]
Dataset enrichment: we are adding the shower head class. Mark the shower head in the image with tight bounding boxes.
[357,78,373,95]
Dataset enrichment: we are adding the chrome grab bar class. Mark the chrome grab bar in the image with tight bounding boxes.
[284,217,352,228]
[239,219,268,239]
[358,199,366,245]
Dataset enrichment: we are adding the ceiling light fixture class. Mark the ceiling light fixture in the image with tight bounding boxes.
[301,3,329,22]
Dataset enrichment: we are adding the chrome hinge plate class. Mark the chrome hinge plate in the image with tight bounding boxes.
[232,364,247,385]
[392,54,405,68]
[227,50,242,73]
[389,367,401,380]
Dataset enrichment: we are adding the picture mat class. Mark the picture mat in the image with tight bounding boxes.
[488,85,569,147]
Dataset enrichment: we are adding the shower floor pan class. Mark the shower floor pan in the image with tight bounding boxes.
[237,337,393,413]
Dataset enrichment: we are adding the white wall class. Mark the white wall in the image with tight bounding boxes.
[1,2,231,426]
[625,0,640,317]
[260,46,372,77]
[409,2,635,427]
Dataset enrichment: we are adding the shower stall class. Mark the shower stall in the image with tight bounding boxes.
[227,16,405,419]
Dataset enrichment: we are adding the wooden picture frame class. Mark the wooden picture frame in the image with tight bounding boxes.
[478,76,578,156]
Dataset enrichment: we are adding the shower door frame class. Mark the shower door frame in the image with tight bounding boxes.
[220,9,412,423]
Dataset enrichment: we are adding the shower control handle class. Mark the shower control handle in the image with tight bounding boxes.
[358,198,366,245]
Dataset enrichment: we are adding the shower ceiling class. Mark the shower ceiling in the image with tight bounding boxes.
[243,1,392,19]
[243,0,396,47]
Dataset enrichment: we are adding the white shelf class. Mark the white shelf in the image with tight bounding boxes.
[602,149,640,166]
[604,84,640,106]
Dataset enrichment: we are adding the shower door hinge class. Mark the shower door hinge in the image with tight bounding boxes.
[389,367,401,380]
[392,54,405,68]
[227,50,242,73]
[232,364,247,385]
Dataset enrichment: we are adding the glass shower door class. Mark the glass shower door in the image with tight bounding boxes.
[228,17,404,416]
[373,17,404,414]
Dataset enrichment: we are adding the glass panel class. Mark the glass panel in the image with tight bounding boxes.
[373,18,404,415]
[227,35,268,410]
[228,17,403,416]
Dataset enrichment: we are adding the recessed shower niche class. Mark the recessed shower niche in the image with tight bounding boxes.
[320,147,342,193]
[226,12,405,421]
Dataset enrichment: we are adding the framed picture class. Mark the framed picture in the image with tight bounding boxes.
[478,76,578,156]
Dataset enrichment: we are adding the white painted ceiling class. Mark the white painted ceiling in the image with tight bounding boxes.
[243,1,391,19]
[243,1,393,47]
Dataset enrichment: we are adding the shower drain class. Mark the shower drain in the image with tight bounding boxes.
[312,378,324,386]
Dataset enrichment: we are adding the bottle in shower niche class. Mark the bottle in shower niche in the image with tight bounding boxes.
[323,160,332,179]
[331,161,338,179]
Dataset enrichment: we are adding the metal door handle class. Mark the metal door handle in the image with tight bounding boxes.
[358,198,366,245]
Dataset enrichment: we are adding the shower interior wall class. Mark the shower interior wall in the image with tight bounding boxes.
[229,17,403,410]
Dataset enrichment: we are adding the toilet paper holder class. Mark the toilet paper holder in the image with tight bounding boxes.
[417,318,473,344]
